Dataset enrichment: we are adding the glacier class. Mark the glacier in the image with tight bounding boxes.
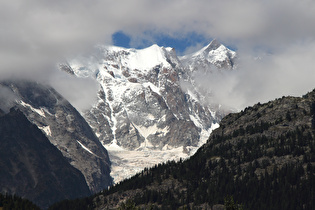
[63,39,236,183]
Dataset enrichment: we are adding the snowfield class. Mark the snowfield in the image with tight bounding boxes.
[66,40,235,183]
[106,121,219,183]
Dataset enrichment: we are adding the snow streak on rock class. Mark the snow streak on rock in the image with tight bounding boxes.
[66,39,236,183]
[0,81,112,193]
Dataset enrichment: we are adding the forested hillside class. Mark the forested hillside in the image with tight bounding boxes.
[50,89,315,210]
[0,193,40,210]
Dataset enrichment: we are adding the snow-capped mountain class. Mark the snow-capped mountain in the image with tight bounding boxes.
[0,81,112,193]
[181,39,236,71]
[64,39,236,182]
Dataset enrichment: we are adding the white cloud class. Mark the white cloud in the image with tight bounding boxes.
[195,40,315,110]
[183,43,207,55]
[49,71,99,112]
[0,85,20,113]
[1,0,315,110]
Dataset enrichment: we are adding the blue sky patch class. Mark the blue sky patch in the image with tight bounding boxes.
[112,31,131,48]
[112,31,211,55]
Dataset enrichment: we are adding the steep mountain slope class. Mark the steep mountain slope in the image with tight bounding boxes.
[0,81,112,193]
[64,40,236,182]
[51,89,315,209]
[0,108,90,209]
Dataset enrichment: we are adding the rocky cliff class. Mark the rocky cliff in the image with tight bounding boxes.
[63,40,236,182]
[0,81,112,193]
[68,40,235,150]
[0,108,91,209]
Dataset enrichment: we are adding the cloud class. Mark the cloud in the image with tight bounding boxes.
[194,39,315,110]
[0,85,20,113]
[116,0,315,51]
[1,0,315,111]
[183,43,207,55]
[49,71,99,112]
[2,0,315,68]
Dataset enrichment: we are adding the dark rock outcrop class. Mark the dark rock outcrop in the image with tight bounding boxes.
[0,108,91,209]
[68,42,233,150]
[1,81,112,193]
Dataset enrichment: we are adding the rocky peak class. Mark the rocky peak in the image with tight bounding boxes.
[181,39,236,70]
[204,39,222,52]
[63,41,234,182]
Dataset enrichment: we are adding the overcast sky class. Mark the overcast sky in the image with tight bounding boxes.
[1,0,315,110]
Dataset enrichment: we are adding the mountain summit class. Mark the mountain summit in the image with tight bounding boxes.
[64,40,236,182]
[181,39,236,70]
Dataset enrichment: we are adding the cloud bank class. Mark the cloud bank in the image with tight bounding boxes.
[1,0,315,110]
[196,40,315,110]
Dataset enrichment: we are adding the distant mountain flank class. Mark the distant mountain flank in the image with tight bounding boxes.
[0,108,90,209]
[0,81,112,194]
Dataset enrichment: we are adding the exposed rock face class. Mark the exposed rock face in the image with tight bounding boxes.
[0,81,112,193]
[67,40,236,151]
[0,108,91,209]
[60,40,236,183]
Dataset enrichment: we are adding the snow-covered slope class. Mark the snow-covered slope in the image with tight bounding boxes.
[65,39,236,183]
[181,39,236,71]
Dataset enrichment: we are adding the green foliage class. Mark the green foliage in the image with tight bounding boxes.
[48,197,93,210]
[119,199,138,210]
[224,195,243,210]
[0,193,40,210]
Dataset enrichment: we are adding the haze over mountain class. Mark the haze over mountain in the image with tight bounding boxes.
[2,1,315,115]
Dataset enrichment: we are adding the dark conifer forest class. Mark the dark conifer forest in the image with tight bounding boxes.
[49,90,315,209]
[0,193,40,210]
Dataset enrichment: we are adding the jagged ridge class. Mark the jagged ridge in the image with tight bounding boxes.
[66,40,236,182]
